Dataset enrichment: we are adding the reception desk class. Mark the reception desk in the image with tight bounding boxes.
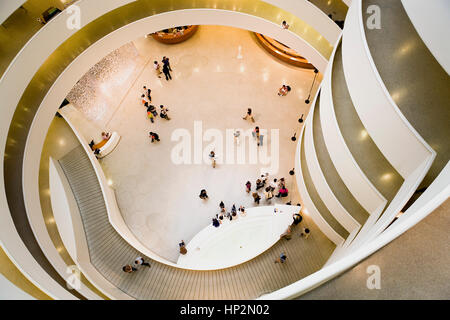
[151,25,199,44]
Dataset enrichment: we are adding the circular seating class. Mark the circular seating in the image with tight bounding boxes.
[151,25,199,44]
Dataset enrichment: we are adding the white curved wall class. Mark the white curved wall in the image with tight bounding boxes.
[296,100,344,246]
[19,8,336,276]
[0,0,136,299]
[263,0,342,43]
[401,0,450,74]
[0,0,26,25]
[342,0,435,178]
[304,101,359,232]
[0,1,335,298]
[319,42,386,216]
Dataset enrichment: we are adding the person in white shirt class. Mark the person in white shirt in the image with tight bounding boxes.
[134,256,151,268]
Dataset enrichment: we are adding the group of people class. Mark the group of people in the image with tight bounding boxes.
[122,256,151,274]
[212,202,247,227]
[153,56,172,81]
[246,174,289,205]
[140,58,174,144]
[276,210,311,264]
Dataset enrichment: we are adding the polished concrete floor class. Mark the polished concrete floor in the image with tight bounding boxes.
[68,25,321,262]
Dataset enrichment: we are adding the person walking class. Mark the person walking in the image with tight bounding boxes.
[122,264,137,273]
[278,85,291,96]
[242,108,255,122]
[300,227,311,239]
[179,240,187,255]
[252,126,261,146]
[149,132,160,143]
[238,205,246,217]
[252,192,261,204]
[219,201,225,212]
[209,150,216,168]
[275,252,287,264]
[154,61,162,78]
[134,256,151,268]
[234,130,241,145]
[143,86,152,101]
[245,181,252,193]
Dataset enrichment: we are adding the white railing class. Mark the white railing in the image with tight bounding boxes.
[259,162,449,299]
[342,0,435,179]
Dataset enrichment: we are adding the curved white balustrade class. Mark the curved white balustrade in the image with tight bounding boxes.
[177,205,298,270]
[0,0,137,299]
[49,157,131,300]
[259,162,449,300]
[0,2,334,298]
[263,0,343,43]
[342,0,435,179]
[304,99,359,233]
[401,0,450,74]
[319,37,387,216]
[295,97,344,246]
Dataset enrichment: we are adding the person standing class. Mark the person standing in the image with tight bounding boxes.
[162,56,172,71]
[270,179,278,192]
[245,181,252,193]
[253,126,261,146]
[212,217,220,228]
[160,105,171,120]
[122,264,137,273]
[275,252,287,264]
[264,187,274,201]
[149,132,160,143]
[154,61,162,78]
[141,94,149,106]
[179,240,187,255]
[238,205,246,217]
[143,86,152,101]
[134,256,151,268]
[300,227,311,239]
[219,201,225,212]
[252,192,261,204]
[242,108,255,122]
[163,62,172,81]
[209,150,216,168]
[292,212,303,226]
[147,110,154,123]
[233,130,241,145]
[199,189,208,199]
